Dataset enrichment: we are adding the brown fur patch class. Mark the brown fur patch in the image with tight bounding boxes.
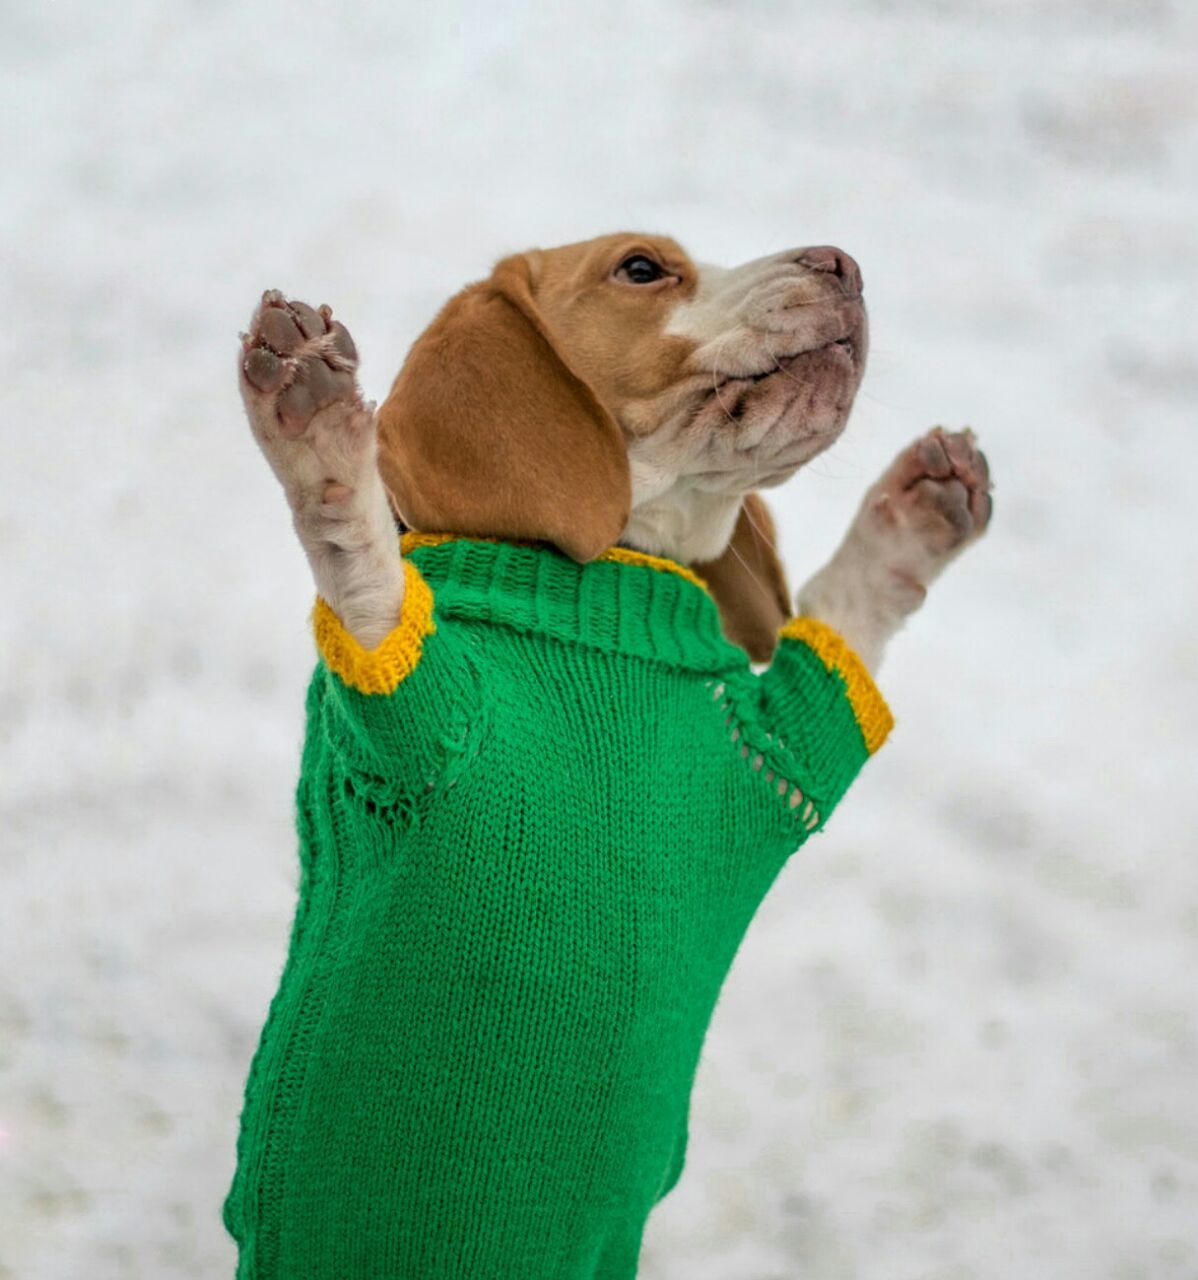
[694,493,792,662]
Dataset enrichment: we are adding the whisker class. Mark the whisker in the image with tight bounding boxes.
[726,538,772,608]
[740,494,766,543]
[740,419,782,608]
[859,387,914,412]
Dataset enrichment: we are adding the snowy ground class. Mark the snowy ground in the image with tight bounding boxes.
[3,1,1197,1276]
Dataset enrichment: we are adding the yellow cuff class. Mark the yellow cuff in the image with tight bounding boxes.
[313,560,435,695]
[777,617,894,755]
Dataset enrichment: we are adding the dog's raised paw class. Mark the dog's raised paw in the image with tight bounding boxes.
[835,426,993,610]
[871,427,992,558]
[239,292,384,537]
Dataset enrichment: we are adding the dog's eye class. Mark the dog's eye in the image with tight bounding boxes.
[615,255,666,285]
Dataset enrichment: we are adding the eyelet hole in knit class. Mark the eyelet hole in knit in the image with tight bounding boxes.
[704,679,822,833]
[341,774,416,829]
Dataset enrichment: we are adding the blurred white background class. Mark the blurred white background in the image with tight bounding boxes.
[2,1,1196,1276]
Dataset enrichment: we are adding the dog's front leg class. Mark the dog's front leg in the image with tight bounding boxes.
[239,292,404,648]
[796,428,992,673]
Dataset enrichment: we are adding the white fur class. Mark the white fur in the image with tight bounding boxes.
[796,496,941,676]
[622,461,743,563]
[796,429,990,671]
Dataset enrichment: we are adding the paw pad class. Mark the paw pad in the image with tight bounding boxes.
[893,427,993,552]
[241,293,360,438]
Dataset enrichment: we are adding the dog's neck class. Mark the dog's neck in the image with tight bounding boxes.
[621,477,742,565]
[392,483,743,568]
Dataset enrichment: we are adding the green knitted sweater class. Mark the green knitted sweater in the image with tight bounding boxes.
[224,534,891,1279]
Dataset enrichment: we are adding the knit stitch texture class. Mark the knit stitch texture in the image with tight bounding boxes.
[223,535,892,1279]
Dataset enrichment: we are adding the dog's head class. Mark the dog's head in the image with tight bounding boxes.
[377,232,867,659]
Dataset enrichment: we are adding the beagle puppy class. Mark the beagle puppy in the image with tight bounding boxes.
[240,233,989,668]
[233,233,991,1275]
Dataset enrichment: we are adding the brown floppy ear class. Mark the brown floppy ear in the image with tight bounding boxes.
[376,255,630,562]
[693,492,792,663]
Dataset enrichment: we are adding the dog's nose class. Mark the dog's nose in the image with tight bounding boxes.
[795,246,863,298]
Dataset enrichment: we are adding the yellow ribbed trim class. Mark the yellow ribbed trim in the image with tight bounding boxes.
[313,560,434,695]
[777,617,894,754]
[400,532,460,553]
[398,532,710,595]
[598,546,709,593]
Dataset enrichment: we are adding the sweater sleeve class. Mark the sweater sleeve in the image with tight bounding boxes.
[308,559,483,796]
[752,617,893,833]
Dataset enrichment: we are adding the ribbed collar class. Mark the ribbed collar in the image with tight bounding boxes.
[401,533,747,673]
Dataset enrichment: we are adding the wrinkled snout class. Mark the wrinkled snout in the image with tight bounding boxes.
[793,245,863,299]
